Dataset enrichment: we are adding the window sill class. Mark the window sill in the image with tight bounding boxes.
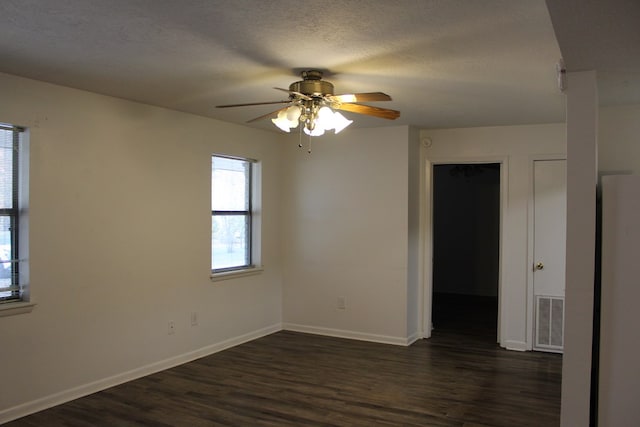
[210,266,263,282]
[0,301,36,318]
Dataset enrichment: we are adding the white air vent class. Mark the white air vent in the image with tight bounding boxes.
[534,295,564,353]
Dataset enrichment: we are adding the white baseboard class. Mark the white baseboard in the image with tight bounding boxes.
[503,340,529,352]
[406,331,422,345]
[282,323,413,346]
[0,323,282,425]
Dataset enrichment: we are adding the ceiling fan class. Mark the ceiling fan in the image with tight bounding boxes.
[216,70,400,137]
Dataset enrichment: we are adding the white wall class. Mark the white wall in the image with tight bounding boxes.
[0,72,284,421]
[280,123,566,348]
[599,104,640,175]
[597,104,640,425]
[281,126,415,344]
[420,123,566,350]
[599,175,640,427]
[407,126,422,341]
[561,71,598,427]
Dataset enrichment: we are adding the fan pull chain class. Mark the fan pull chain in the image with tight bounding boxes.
[298,125,303,148]
[307,133,312,153]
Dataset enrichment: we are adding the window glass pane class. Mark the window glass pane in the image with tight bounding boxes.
[0,129,13,209]
[0,216,13,297]
[212,214,249,270]
[212,157,249,211]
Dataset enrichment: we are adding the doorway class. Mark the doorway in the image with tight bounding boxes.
[431,163,501,342]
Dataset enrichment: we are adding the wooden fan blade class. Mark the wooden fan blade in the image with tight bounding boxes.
[246,107,288,123]
[327,92,392,103]
[337,103,400,120]
[273,87,312,100]
[216,100,289,108]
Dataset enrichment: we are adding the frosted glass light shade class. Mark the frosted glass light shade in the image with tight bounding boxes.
[272,115,292,132]
[272,107,301,132]
[303,125,325,136]
[315,106,334,131]
[332,112,353,134]
[286,105,302,122]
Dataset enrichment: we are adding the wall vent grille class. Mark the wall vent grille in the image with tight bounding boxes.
[534,295,564,353]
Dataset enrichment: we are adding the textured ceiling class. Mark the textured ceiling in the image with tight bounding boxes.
[0,1,570,131]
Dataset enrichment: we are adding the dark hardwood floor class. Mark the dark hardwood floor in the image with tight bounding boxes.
[8,306,562,426]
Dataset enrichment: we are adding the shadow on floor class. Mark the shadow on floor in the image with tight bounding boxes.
[432,292,498,346]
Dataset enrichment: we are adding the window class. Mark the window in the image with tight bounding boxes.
[211,155,260,276]
[0,124,26,304]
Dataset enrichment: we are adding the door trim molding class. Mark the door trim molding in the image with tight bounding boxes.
[422,155,508,345]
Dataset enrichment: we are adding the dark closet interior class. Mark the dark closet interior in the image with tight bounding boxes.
[432,163,501,342]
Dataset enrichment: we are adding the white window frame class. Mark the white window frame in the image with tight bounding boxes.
[0,123,33,317]
[210,154,262,281]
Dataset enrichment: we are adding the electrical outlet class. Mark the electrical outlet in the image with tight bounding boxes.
[168,321,175,335]
[191,312,198,326]
[337,296,347,310]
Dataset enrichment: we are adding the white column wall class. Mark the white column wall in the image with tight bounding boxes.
[560,70,598,427]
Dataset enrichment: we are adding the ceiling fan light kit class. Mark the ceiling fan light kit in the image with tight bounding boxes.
[216,70,400,150]
[272,105,353,136]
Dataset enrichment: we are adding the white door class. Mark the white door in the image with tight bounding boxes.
[532,159,566,352]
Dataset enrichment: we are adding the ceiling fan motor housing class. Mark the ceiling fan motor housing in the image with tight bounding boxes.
[289,70,334,96]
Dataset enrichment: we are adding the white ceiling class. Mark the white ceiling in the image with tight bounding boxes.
[0,1,637,132]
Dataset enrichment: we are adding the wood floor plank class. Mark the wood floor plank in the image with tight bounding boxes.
[6,329,561,426]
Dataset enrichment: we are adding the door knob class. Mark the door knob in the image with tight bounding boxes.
[535,262,544,271]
